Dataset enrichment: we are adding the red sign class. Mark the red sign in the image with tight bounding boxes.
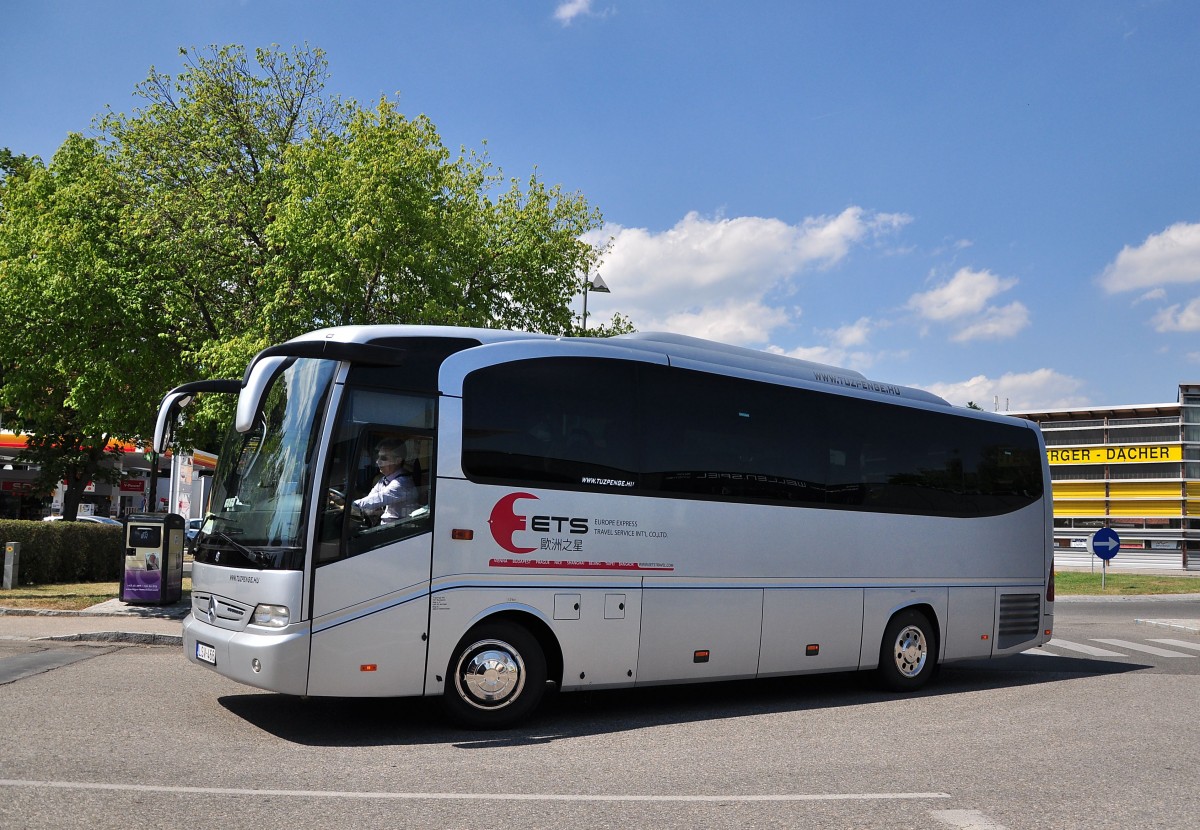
[119,480,147,493]
[1,481,36,493]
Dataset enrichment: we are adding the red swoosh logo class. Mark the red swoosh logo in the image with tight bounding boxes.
[488,492,538,554]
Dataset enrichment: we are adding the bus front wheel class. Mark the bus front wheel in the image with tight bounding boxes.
[877,609,937,692]
[443,621,547,729]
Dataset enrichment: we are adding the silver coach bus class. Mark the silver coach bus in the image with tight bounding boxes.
[155,326,1054,728]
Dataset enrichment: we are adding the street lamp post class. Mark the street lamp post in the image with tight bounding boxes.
[581,273,611,333]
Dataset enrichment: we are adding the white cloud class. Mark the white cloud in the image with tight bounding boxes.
[554,0,608,25]
[767,343,861,373]
[950,301,1031,342]
[659,299,790,345]
[905,267,1029,342]
[585,207,910,346]
[769,343,852,368]
[1152,298,1200,332]
[919,368,1089,411]
[828,316,873,348]
[1098,222,1200,293]
[765,338,901,375]
[932,237,974,257]
[906,268,1017,321]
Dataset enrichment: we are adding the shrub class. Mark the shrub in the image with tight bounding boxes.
[0,519,124,584]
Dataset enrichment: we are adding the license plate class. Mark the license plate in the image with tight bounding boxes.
[196,641,217,665]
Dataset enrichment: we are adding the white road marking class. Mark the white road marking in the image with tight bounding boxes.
[1092,638,1195,658]
[931,808,1009,829]
[0,778,950,803]
[1042,639,1125,657]
[1148,638,1200,652]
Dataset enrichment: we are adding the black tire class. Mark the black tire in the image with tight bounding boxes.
[877,608,937,692]
[443,621,547,729]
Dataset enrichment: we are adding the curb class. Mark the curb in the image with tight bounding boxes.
[1134,618,1200,634]
[0,606,189,620]
[42,631,184,646]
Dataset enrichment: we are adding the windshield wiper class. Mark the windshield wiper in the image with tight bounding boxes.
[209,531,271,568]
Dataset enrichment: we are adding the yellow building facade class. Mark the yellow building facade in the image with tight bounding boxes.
[1011,383,1200,571]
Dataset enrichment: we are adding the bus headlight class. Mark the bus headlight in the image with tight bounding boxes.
[251,604,290,628]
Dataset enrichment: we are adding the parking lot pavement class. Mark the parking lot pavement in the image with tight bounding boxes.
[1057,591,1200,634]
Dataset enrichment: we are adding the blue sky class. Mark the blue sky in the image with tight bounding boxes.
[4,1,1200,410]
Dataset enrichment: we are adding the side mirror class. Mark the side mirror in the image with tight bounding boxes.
[152,380,242,453]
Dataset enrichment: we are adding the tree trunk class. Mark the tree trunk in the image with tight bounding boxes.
[61,473,88,521]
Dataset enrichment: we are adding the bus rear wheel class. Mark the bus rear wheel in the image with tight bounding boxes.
[443,621,546,729]
[877,609,937,692]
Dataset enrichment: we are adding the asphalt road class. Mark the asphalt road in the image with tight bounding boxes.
[1,598,1198,829]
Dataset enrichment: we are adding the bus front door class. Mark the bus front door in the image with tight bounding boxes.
[306,412,437,698]
[306,530,433,698]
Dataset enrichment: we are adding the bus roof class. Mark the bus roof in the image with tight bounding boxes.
[288,324,951,408]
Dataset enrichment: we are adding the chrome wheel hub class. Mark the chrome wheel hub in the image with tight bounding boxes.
[893,625,927,677]
[455,639,526,710]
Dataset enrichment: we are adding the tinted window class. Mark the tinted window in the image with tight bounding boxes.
[346,337,480,392]
[461,358,1043,517]
[640,365,825,504]
[462,358,640,490]
[826,396,1043,516]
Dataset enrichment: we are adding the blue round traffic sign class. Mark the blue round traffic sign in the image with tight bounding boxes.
[1090,527,1121,561]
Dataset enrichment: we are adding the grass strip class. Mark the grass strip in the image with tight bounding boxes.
[0,580,191,611]
[1054,570,1200,597]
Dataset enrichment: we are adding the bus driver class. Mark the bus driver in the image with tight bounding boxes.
[353,438,419,524]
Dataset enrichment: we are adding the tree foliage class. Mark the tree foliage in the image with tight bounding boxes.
[0,135,178,516]
[100,44,348,379]
[266,99,604,336]
[0,44,621,517]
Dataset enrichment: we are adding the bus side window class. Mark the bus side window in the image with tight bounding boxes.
[340,430,431,557]
[462,358,639,489]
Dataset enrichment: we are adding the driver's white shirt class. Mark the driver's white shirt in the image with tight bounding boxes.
[353,472,418,523]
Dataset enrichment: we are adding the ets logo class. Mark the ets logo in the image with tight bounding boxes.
[488,493,588,554]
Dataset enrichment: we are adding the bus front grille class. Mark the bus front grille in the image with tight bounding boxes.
[192,592,250,626]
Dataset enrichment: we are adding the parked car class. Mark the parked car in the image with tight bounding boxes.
[185,518,203,555]
[42,515,123,526]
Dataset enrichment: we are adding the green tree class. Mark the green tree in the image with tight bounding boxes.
[265,98,605,337]
[1,44,620,513]
[102,44,613,440]
[100,44,347,383]
[0,148,37,184]
[0,136,178,518]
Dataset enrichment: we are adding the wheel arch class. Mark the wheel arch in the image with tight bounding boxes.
[897,601,941,655]
[860,589,948,671]
[875,602,941,692]
[463,608,564,690]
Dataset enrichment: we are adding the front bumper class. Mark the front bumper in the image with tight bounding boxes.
[182,613,311,695]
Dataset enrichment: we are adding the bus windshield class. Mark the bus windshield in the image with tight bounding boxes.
[197,357,337,570]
